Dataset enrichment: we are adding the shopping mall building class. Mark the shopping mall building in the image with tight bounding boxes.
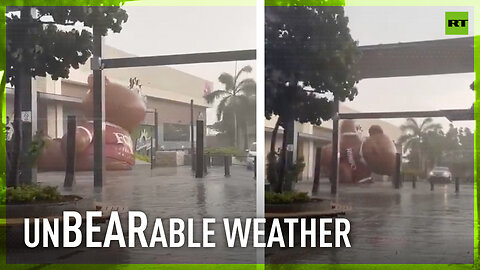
[5,45,212,151]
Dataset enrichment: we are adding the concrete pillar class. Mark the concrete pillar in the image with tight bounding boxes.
[45,75,63,138]
[195,119,205,178]
[312,147,322,195]
[307,141,315,180]
[190,100,195,171]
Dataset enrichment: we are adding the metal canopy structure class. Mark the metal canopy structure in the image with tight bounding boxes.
[339,108,474,121]
[329,37,475,194]
[102,50,256,69]
[91,28,256,187]
[357,37,474,79]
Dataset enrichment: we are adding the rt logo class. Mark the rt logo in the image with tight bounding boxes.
[445,12,468,35]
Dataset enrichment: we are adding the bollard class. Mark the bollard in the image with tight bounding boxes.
[204,155,208,175]
[312,147,322,194]
[430,180,434,191]
[394,153,401,189]
[207,154,212,167]
[412,176,416,189]
[455,177,459,193]
[192,153,196,171]
[224,155,231,177]
[64,116,76,188]
[150,133,155,170]
[253,156,257,180]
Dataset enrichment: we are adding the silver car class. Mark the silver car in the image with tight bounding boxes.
[428,166,452,183]
[246,142,257,170]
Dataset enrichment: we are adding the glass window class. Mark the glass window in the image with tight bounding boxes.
[164,123,190,142]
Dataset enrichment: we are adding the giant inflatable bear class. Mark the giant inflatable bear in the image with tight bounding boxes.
[37,75,147,171]
[320,120,397,183]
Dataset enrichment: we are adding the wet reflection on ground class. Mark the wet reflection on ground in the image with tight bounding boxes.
[7,165,257,264]
[266,179,474,264]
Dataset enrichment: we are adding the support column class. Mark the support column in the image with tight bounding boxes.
[45,75,62,138]
[154,108,159,150]
[330,99,340,195]
[195,119,204,178]
[312,147,322,195]
[92,27,105,188]
[190,99,195,171]
[285,119,297,191]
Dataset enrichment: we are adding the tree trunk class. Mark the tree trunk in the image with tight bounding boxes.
[233,113,238,148]
[276,122,289,193]
[8,7,34,187]
[243,120,248,150]
[270,118,280,154]
[8,81,22,187]
[420,151,427,177]
[267,118,281,191]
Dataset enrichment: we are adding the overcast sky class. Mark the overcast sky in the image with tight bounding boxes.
[343,6,475,130]
[104,6,256,125]
[105,5,475,130]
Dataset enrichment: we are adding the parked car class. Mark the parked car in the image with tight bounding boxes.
[428,166,452,184]
[246,142,257,170]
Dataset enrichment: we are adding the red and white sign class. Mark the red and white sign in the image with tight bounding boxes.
[203,82,212,96]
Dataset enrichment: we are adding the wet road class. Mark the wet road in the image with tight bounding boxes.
[7,165,257,264]
[266,179,474,264]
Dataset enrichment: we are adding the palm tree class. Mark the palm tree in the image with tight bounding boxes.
[398,118,442,176]
[204,65,256,149]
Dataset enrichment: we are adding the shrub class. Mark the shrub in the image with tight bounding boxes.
[135,153,151,163]
[204,147,243,157]
[265,191,311,204]
[6,185,63,203]
[267,154,306,192]
[285,157,306,183]
[28,131,48,165]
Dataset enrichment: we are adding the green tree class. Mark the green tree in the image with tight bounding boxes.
[265,6,359,192]
[204,65,256,149]
[443,126,474,181]
[398,118,442,176]
[6,6,128,84]
[6,5,129,186]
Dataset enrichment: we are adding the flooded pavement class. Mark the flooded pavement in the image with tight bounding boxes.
[265,179,474,264]
[7,165,257,264]
[7,167,474,264]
